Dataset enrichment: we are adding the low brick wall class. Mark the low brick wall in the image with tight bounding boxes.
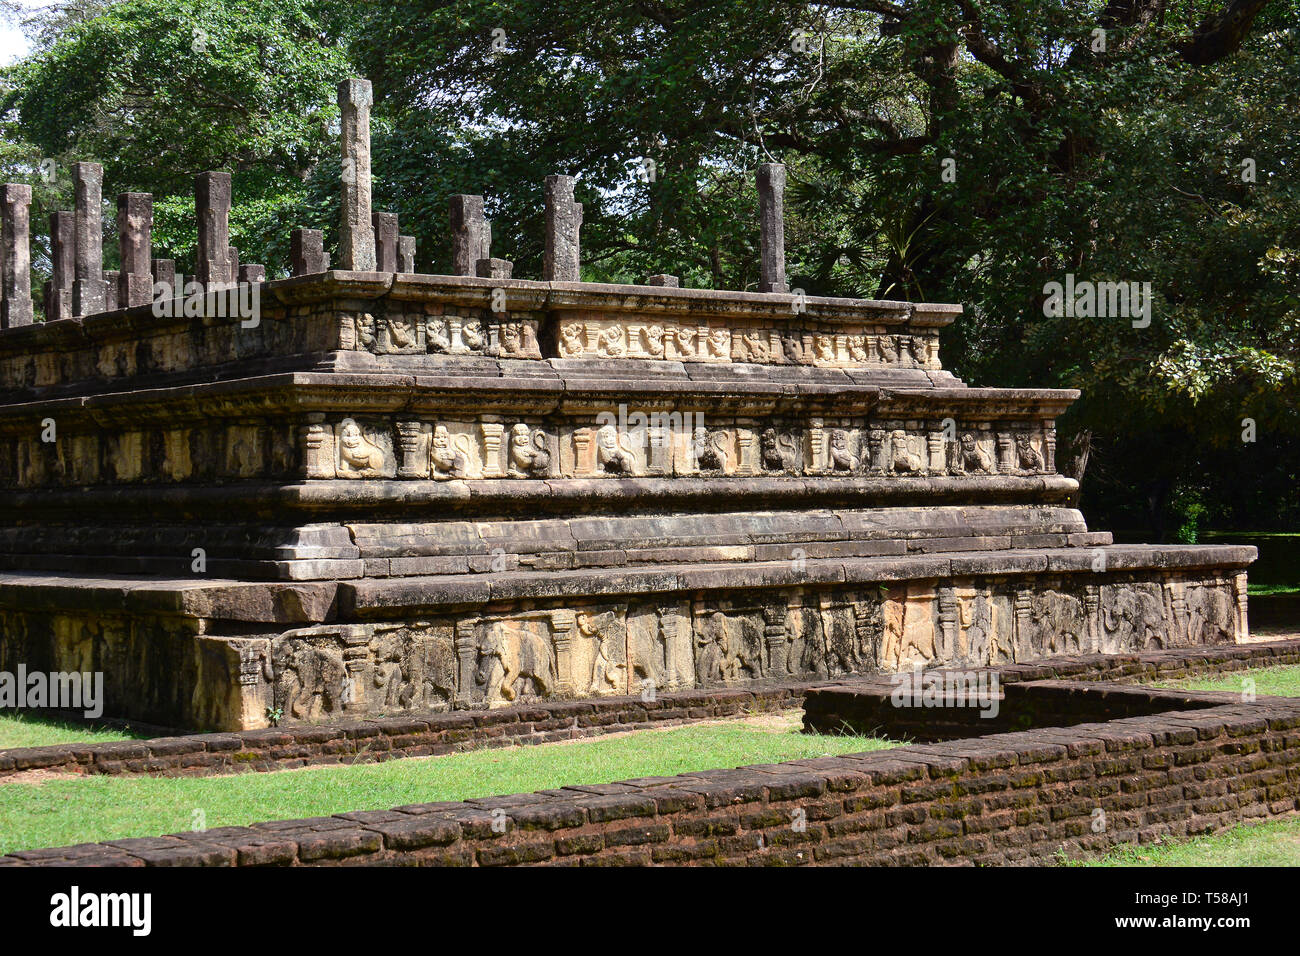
[2,639,1297,781]
[5,692,1298,867]
[803,679,1234,741]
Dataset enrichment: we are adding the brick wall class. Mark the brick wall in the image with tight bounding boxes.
[5,691,1298,866]
[2,639,1297,782]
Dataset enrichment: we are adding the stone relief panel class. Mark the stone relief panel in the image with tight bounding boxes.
[340,309,542,359]
[0,412,1058,490]
[555,316,942,370]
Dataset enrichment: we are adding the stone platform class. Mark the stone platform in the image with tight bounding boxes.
[0,270,1254,730]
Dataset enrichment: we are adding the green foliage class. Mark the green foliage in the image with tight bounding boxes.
[0,0,1296,533]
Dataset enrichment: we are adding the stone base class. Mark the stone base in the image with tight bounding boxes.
[0,543,1252,731]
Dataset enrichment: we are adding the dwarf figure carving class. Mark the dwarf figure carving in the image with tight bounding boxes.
[890,430,924,473]
[642,324,665,357]
[356,313,377,350]
[508,423,551,477]
[829,429,859,471]
[761,427,799,472]
[596,424,635,474]
[878,334,898,363]
[1016,433,1044,472]
[597,325,626,357]
[559,323,586,357]
[461,318,485,351]
[387,315,415,349]
[956,433,993,474]
[426,317,451,352]
[692,426,727,472]
[430,424,470,479]
[338,418,385,474]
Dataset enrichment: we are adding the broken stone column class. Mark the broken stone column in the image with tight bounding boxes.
[543,175,582,281]
[646,274,679,287]
[372,212,399,272]
[238,264,266,284]
[152,258,176,290]
[398,235,415,272]
[102,271,120,311]
[476,258,513,279]
[228,246,239,283]
[757,163,788,293]
[195,171,232,288]
[0,183,33,327]
[449,195,490,276]
[47,211,74,321]
[338,78,375,271]
[72,162,107,317]
[291,228,327,275]
[116,192,153,308]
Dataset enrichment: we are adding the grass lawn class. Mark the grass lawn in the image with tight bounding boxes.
[1070,817,1300,866]
[1153,664,1300,697]
[0,712,894,855]
[0,712,152,750]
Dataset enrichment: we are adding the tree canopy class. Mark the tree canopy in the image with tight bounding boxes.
[1,0,1295,537]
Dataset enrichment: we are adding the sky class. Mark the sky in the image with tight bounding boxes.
[0,0,39,66]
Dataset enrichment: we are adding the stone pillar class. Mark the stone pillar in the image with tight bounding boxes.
[152,258,176,294]
[238,264,265,284]
[449,195,490,277]
[227,246,239,282]
[116,192,153,308]
[398,235,415,272]
[1083,584,1101,653]
[757,163,788,293]
[47,210,74,321]
[1044,422,1057,473]
[396,421,424,478]
[481,422,505,478]
[195,171,232,288]
[476,258,512,279]
[807,418,825,473]
[454,619,478,706]
[997,432,1015,473]
[647,425,669,475]
[372,211,398,272]
[71,162,107,317]
[542,174,582,281]
[736,427,758,475]
[0,184,33,327]
[572,427,594,475]
[291,227,326,275]
[102,271,119,311]
[867,428,887,474]
[646,274,678,287]
[337,78,375,271]
[550,611,576,694]
[1234,572,1249,643]
[763,606,789,677]
[927,429,945,472]
[299,415,332,479]
[937,587,958,662]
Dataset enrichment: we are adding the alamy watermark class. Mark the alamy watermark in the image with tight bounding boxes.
[1042,273,1151,328]
[152,277,261,328]
[0,664,103,719]
[890,665,1000,718]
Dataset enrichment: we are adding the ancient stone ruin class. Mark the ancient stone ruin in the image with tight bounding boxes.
[0,79,1254,731]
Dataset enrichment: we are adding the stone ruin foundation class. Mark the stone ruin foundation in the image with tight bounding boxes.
[0,79,1254,732]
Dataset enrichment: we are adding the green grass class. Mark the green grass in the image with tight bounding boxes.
[1152,664,1300,697]
[1247,583,1300,596]
[1070,817,1300,866]
[0,713,894,855]
[0,712,153,750]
